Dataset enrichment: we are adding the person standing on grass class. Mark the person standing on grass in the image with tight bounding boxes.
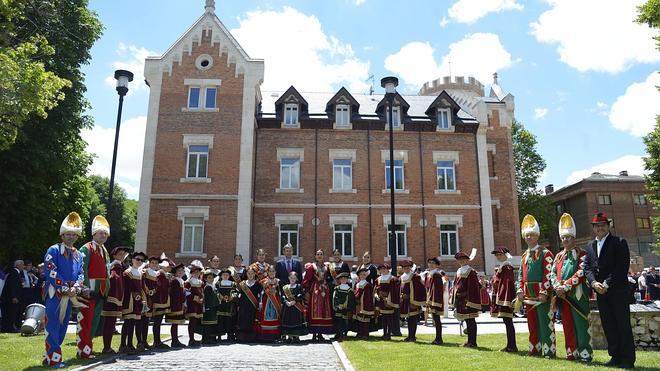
[425,257,444,345]
[551,213,592,362]
[1,260,23,333]
[490,247,518,352]
[399,260,425,342]
[450,249,480,348]
[516,214,556,358]
[646,266,660,300]
[43,212,85,368]
[584,212,635,369]
[375,263,399,340]
[100,246,129,354]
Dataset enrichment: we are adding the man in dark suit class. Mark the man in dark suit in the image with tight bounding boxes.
[645,266,660,300]
[275,243,302,286]
[583,213,635,369]
[1,260,24,333]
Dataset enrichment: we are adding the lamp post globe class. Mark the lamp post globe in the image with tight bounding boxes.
[107,69,134,220]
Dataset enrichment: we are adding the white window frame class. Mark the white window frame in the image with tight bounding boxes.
[598,194,612,205]
[386,224,407,258]
[333,224,354,258]
[188,86,201,109]
[437,108,451,129]
[275,214,304,257]
[204,87,217,109]
[633,194,647,205]
[279,223,300,256]
[183,79,221,112]
[386,106,401,128]
[186,145,209,179]
[439,224,459,257]
[276,148,304,193]
[335,104,350,127]
[176,206,209,257]
[435,215,463,258]
[436,160,456,191]
[332,159,352,191]
[284,103,299,126]
[385,159,405,191]
[280,158,300,190]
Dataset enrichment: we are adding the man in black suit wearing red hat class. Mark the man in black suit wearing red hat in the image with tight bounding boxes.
[583,212,635,369]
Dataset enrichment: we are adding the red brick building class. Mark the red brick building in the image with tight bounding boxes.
[136,3,521,274]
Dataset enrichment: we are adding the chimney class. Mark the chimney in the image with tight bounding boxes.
[545,184,554,195]
[619,170,628,176]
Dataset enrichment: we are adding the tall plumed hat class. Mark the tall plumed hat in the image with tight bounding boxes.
[91,215,110,236]
[60,212,83,236]
[558,213,576,238]
[520,214,540,237]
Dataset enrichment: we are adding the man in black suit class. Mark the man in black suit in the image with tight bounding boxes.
[275,243,302,286]
[645,266,660,300]
[583,212,635,369]
[1,260,24,333]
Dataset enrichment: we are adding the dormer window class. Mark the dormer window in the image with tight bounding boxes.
[284,103,299,126]
[336,104,350,127]
[386,106,401,128]
[437,108,451,129]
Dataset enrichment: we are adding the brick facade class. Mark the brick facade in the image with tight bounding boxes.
[136,7,521,274]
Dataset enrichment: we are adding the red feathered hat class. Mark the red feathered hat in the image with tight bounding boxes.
[591,212,610,225]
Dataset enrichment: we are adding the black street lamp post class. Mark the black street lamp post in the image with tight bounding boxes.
[107,69,134,219]
[381,76,402,336]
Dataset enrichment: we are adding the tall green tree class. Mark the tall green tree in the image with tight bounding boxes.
[512,119,555,241]
[637,0,660,253]
[84,176,136,248]
[0,0,103,265]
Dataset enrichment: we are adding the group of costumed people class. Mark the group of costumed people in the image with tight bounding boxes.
[41,210,635,368]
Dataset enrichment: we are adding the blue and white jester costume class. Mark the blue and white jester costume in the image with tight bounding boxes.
[43,212,85,368]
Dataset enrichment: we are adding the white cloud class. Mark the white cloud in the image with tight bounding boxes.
[231,7,370,93]
[439,17,449,28]
[534,107,549,120]
[82,116,147,199]
[384,33,515,90]
[564,155,646,186]
[587,101,609,116]
[353,0,366,5]
[530,0,660,73]
[104,43,156,95]
[609,72,660,137]
[448,0,523,24]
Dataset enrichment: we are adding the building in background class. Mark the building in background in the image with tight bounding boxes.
[546,171,659,268]
[136,2,521,274]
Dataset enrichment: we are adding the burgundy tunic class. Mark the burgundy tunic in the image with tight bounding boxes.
[426,270,444,314]
[101,261,124,318]
[143,268,158,318]
[451,265,481,320]
[166,277,186,324]
[491,262,516,318]
[153,270,170,316]
[354,281,375,323]
[375,275,400,315]
[185,278,204,319]
[400,272,425,318]
[121,267,145,320]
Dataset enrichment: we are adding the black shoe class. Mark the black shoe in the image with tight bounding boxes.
[170,340,184,348]
[154,342,170,350]
[604,359,619,367]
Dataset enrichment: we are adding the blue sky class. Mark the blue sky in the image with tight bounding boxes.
[81,0,659,199]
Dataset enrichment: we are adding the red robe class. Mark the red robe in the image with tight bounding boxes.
[375,275,400,315]
[153,270,170,316]
[185,278,204,319]
[143,268,158,318]
[101,261,124,318]
[166,277,186,324]
[354,280,375,323]
[490,262,515,318]
[425,269,444,315]
[121,267,145,320]
[302,262,333,333]
[256,277,282,335]
[451,265,481,320]
[400,272,425,318]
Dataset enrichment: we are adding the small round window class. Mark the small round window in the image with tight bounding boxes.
[195,54,213,71]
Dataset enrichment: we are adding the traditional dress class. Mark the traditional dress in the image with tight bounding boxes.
[399,265,425,341]
[302,262,334,334]
[354,279,375,338]
[425,267,444,344]
[490,257,517,351]
[375,273,399,338]
[332,282,355,339]
[101,255,126,352]
[249,261,270,281]
[229,265,247,283]
[166,275,186,347]
[215,278,237,339]
[151,265,170,347]
[121,265,145,351]
[140,265,158,348]
[201,282,220,343]
[185,276,204,345]
[517,214,556,358]
[43,241,84,367]
[329,260,350,287]
[451,261,481,347]
[236,279,261,342]
[256,277,282,341]
[551,213,592,361]
[281,283,308,337]
[77,226,110,359]
[480,280,491,312]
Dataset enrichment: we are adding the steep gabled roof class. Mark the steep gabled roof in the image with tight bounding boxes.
[325,87,360,113]
[275,86,308,108]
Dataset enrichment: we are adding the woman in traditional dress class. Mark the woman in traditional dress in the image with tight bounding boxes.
[329,249,350,288]
[280,271,308,343]
[479,275,491,313]
[249,249,270,281]
[229,254,247,283]
[256,265,282,342]
[236,267,262,342]
[302,249,334,341]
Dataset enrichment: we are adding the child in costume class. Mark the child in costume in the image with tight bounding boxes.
[354,268,375,339]
[201,270,219,344]
[332,273,354,341]
[215,269,237,341]
[280,271,308,343]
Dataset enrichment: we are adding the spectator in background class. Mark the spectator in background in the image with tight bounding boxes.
[35,263,45,304]
[638,270,647,299]
[646,266,660,301]
[1,260,24,332]
[19,260,36,323]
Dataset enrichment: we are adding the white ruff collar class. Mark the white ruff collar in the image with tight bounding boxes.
[378,274,392,282]
[357,280,368,289]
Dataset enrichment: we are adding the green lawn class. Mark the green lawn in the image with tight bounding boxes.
[341,332,660,371]
[0,332,154,370]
